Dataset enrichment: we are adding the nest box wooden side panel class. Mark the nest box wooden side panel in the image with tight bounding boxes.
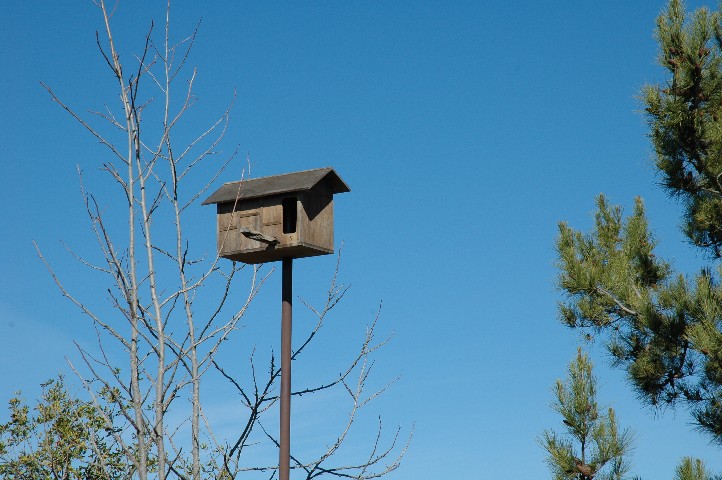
[298,187,334,253]
[216,199,267,257]
[259,197,284,244]
[215,195,322,263]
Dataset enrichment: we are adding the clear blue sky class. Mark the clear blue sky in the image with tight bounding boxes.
[1,1,720,478]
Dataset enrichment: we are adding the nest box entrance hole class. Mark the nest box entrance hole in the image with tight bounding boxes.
[282,197,297,234]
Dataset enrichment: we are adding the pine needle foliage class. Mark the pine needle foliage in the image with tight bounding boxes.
[674,457,721,480]
[541,349,633,480]
[644,0,722,255]
[557,0,722,445]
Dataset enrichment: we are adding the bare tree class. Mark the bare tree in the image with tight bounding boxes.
[32,1,409,479]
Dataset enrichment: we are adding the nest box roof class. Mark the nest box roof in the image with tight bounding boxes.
[201,167,350,206]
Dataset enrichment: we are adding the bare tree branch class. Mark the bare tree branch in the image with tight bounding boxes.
[32,2,409,479]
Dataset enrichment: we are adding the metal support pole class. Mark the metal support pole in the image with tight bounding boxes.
[280,257,292,480]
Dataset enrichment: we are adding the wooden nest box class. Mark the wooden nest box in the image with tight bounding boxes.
[202,167,350,264]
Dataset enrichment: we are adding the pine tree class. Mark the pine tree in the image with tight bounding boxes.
[541,349,633,480]
[556,0,722,444]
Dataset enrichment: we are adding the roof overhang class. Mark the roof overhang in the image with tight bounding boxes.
[202,167,350,205]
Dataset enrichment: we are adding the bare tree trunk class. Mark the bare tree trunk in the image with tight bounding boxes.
[97,2,150,477]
